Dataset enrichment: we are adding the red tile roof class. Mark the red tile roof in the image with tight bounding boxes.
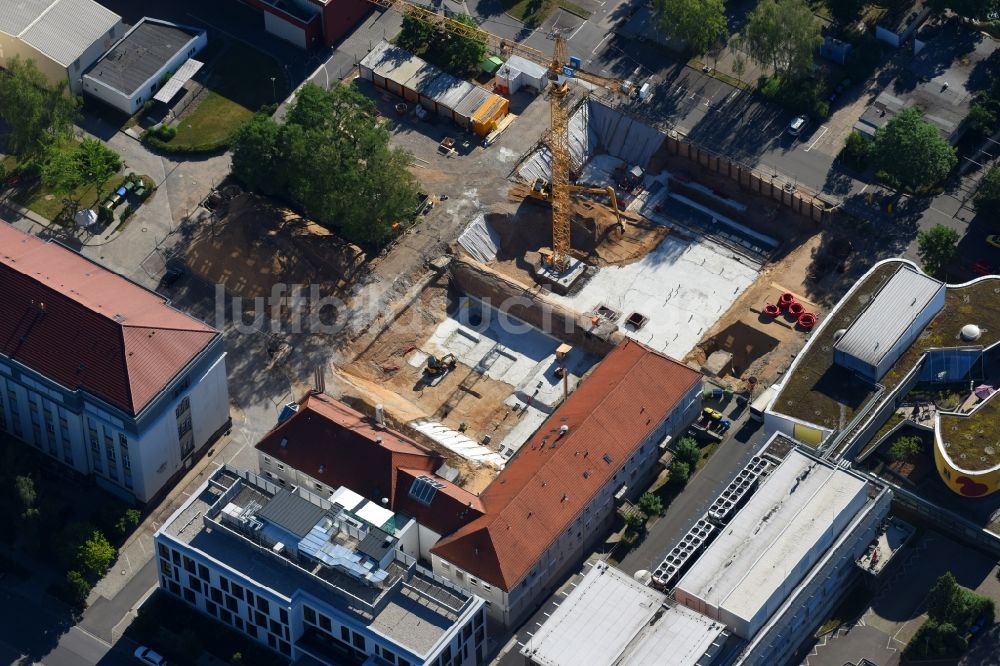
[430,339,701,591]
[255,394,484,534]
[0,223,218,415]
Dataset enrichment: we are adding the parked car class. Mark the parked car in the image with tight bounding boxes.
[134,646,167,665]
[987,235,1000,249]
[787,115,808,137]
[163,266,185,286]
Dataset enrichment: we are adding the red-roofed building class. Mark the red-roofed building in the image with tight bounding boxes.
[430,340,702,626]
[256,392,485,560]
[0,223,229,503]
[254,340,702,628]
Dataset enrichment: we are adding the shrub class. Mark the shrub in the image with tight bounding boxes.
[758,75,829,121]
[120,204,133,222]
[841,131,870,170]
[975,166,1000,218]
[116,508,141,536]
[638,492,664,516]
[62,570,91,608]
[888,435,922,462]
[904,619,967,659]
[674,437,701,469]
[668,461,691,489]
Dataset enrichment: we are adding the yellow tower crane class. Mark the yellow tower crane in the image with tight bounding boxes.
[366,0,622,270]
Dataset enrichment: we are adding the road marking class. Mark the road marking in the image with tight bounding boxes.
[804,125,829,152]
[592,33,612,54]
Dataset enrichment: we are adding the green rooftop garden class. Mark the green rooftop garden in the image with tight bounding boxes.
[771,262,899,434]
[940,395,1000,472]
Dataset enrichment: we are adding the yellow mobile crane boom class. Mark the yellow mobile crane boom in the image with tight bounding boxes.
[366,0,622,270]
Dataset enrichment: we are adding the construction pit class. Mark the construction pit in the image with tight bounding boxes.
[327,98,853,496]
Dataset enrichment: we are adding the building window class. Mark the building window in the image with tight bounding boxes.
[220,608,232,624]
[198,564,210,581]
[256,596,269,613]
[351,632,365,650]
[279,608,288,624]
[231,582,243,600]
[320,614,332,633]
[269,619,280,635]
[190,578,202,594]
[340,626,350,643]
[408,475,444,506]
[278,640,290,656]
[105,435,116,463]
[304,606,316,624]
[210,587,222,604]
[227,596,238,612]
[206,601,217,616]
[245,624,256,638]
[183,588,195,603]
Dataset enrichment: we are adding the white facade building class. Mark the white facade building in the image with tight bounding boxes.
[82,18,207,114]
[155,466,487,666]
[0,224,230,503]
[0,0,124,93]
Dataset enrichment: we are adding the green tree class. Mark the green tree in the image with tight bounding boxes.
[439,15,488,76]
[929,0,998,19]
[41,144,85,209]
[653,0,727,55]
[741,0,822,80]
[904,619,968,659]
[231,83,418,248]
[115,508,141,536]
[966,102,997,139]
[229,113,282,196]
[842,131,870,169]
[675,437,702,469]
[888,435,922,462]
[625,511,646,532]
[77,531,116,577]
[397,14,486,77]
[64,570,91,608]
[827,0,866,23]
[917,224,960,278]
[871,109,957,190]
[397,14,436,56]
[14,475,40,553]
[0,57,77,161]
[668,460,691,489]
[637,492,664,516]
[229,652,245,665]
[75,138,121,198]
[975,166,1000,218]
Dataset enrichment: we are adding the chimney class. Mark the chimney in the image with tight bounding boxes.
[374,404,386,429]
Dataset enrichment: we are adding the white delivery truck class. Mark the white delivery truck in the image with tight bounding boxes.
[749,385,779,422]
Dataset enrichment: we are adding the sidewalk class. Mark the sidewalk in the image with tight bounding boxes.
[1,197,129,247]
[82,429,241,643]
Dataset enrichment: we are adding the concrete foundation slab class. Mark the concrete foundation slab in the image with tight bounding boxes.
[533,255,587,294]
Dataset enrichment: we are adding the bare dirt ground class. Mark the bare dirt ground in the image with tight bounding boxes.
[185,192,365,299]
[338,277,526,480]
[685,233,829,389]
[481,192,667,285]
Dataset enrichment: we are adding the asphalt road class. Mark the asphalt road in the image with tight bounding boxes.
[619,418,768,576]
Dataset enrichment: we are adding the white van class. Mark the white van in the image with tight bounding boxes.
[749,385,779,422]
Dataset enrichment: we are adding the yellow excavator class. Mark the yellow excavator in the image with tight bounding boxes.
[528,178,625,233]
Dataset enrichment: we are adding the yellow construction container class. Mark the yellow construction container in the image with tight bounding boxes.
[471,94,509,137]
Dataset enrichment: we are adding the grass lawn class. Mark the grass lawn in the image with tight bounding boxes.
[168,40,286,151]
[504,0,592,26]
[15,173,127,221]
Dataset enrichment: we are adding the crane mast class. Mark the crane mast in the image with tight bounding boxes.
[365,0,622,273]
[547,36,572,272]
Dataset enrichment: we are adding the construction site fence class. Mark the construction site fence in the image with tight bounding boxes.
[588,92,835,225]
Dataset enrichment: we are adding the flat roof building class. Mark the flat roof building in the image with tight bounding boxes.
[833,264,944,381]
[0,0,124,92]
[155,465,487,665]
[521,561,729,666]
[82,18,207,115]
[674,449,869,640]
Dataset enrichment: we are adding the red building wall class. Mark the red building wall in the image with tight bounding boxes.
[317,0,372,47]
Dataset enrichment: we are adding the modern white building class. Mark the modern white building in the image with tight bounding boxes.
[0,0,124,93]
[0,223,230,504]
[82,18,207,114]
[525,436,893,666]
[155,466,487,666]
[521,561,729,666]
[676,440,892,665]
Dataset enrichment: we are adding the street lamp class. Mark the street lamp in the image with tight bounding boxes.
[270,76,276,102]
